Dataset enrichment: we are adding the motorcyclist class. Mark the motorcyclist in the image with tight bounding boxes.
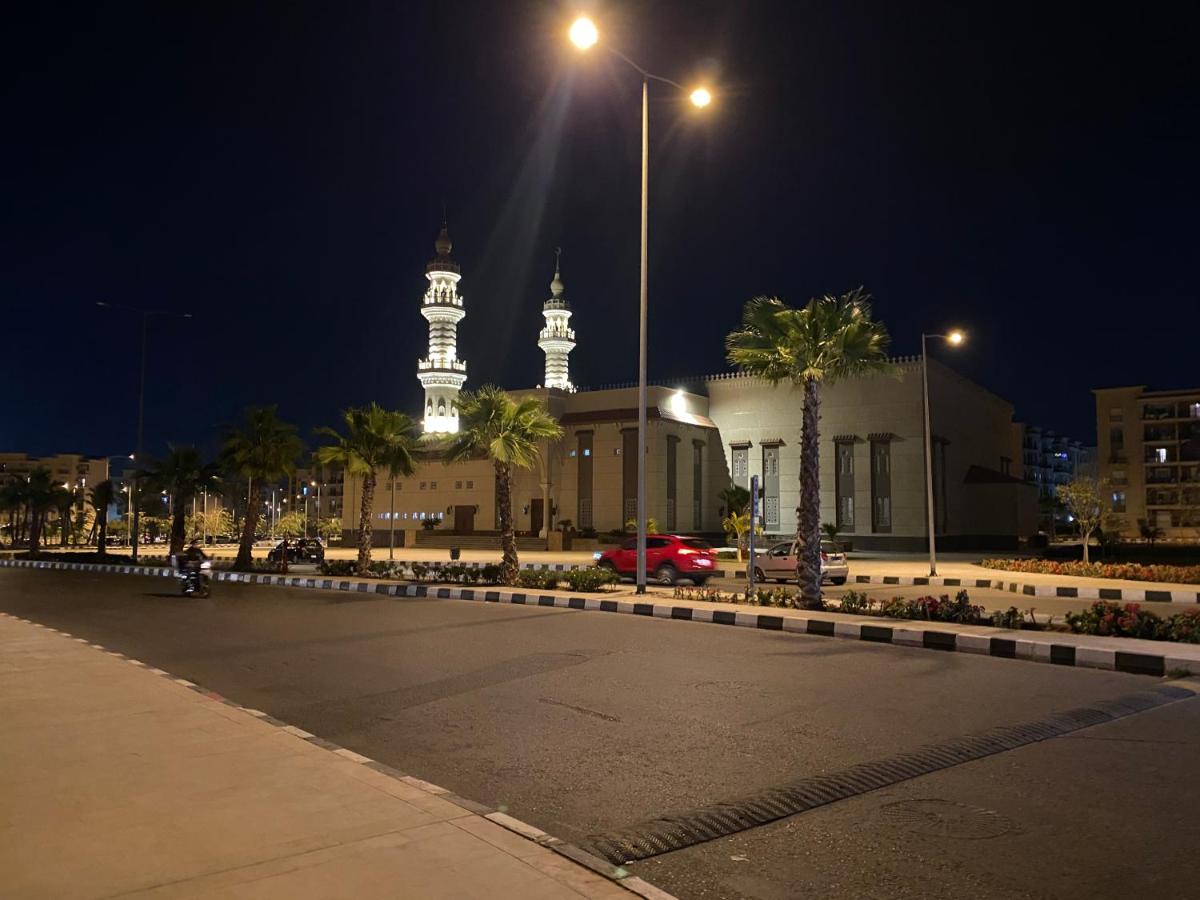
[179,538,211,596]
[183,539,208,568]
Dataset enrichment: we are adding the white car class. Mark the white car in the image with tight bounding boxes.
[753,540,849,585]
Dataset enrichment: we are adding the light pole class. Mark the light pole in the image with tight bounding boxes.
[569,16,712,594]
[312,481,321,542]
[97,302,192,561]
[920,330,965,576]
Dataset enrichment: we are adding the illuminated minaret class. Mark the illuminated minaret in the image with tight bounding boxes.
[538,249,576,392]
[417,219,467,434]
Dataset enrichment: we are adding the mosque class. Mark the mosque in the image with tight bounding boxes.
[339,223,1037,552]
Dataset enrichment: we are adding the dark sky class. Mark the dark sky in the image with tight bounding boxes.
[4,0,1197,461]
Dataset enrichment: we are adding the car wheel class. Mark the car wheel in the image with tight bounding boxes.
[831,577,847,585]
[655,564,678,586]
[753,567,766,581]
[690,575,708,587]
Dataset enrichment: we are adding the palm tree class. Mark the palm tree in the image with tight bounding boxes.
[315,404,419,574]
[446,386,563,583]
[0,480,26,546]
[52,485,77,548]
[221,407,304,571]
[89,480,115,556]
[139,446,223,556]
[24,468,57,559]
[727,289,894,608]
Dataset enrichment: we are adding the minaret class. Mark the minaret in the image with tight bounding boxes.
[417,219,467,434]
[538,248,576,392]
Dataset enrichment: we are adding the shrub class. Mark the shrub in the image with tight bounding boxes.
[517,569,559,590]
[744,586,796,608]
[716,550,738,560]
[563,566,617,592]
[1162,608,1200,643]
[479,564,503,585]
[980,558,1200,585]
[1065,601,1162,639]
[990,606,1025,629]
[319,560,356,577]
[837,590,875,615]
[672,585,738,604]
[365,560,401,579]
[873,591,984,625]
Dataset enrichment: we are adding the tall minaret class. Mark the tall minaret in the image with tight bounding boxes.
[538,249,576,392]
[417,219,467,434]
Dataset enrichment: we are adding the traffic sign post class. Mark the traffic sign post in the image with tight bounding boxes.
[748,474,759,592]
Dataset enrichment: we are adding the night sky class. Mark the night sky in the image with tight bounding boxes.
[4,1,1197,461]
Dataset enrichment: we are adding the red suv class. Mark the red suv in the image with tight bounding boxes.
[596,535,717,585]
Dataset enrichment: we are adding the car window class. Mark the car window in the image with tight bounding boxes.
[647,537,670,548]
[820,541,840,553]
[680,539,711,550]
[620,538,637,551]
[770,542,790,557]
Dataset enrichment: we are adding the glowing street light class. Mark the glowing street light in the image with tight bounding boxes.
[568,16,598,50]
[921,329,969,576]
[566,15,713,594]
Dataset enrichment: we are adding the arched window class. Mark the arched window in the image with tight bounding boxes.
[437,399,446,416]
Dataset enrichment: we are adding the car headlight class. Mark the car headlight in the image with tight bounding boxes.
[593,551,602,560]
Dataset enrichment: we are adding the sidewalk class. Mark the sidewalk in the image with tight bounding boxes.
[0,614,653,900]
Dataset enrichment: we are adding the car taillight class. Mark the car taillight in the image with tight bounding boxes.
[820,552,828,563]
[677,547,696,555]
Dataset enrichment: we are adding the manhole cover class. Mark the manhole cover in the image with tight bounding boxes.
[880,799,1017,839]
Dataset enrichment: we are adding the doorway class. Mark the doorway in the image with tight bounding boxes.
[454,505,475,534]
[530,498,544,536]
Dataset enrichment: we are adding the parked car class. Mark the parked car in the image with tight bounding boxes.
[753,540,849,585]
[266,538,325,564]
[596,534,717,585]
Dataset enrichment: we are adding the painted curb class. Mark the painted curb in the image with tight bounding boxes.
[729,569,1200,604]
[4,558,1198,678]
[0,608,666,900]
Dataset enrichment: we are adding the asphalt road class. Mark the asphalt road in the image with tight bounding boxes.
[2,567,1195,899]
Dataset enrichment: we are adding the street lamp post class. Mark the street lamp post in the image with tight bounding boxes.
[97,302,191,561]
[569,16,711,594]
[920,330,965,577]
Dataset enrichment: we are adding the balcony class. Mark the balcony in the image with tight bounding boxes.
[1146,467,1178,484]
[1145,446,1178,464]
[1142,403,1176,421]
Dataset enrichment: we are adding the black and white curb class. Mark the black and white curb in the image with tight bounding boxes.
[730,570,1200,604]
[3,558,1195,678]
[0,608,672,900]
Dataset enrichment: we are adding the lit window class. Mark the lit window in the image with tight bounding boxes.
[1191,403,1200,418]
[569,450,577,457]
[430,481,437,490]
[583,448,591,457]
[1155,448,1168,463]
[466,480,474,489]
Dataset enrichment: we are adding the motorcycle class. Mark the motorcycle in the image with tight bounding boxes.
[179,559,212,598]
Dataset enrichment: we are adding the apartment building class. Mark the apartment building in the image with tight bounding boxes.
[1094,385,1200,538]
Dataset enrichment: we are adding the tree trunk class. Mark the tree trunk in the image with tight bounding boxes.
[234,483,261,570]
[1081,528,1091,564]
[97,508,108,558]
[495,460,518,583]
[169,500,188,557]
[796,377,823,608]
[357,469,376,575]
[59,508,70,547]
[28,510,42,559]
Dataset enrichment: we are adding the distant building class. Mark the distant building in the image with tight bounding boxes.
[1094,385,1200,538]
[0,452,109,492]
[1021,425,1093,493]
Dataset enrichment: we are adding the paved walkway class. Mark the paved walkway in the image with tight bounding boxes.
[0,614,648,900]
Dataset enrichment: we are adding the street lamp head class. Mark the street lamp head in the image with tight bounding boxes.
[947,330,966,346]
[689,87,713,108]
[569,16,599,50]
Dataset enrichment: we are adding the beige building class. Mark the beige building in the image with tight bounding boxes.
[343,360,1035,552]
[1094,385,1200,538]
[0,453,109,493]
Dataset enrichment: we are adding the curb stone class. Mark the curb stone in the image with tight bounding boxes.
[1,558,1196,678]
[0,608,668,900]
[729,569,1200,604]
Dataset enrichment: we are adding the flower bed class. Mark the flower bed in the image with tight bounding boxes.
[1065,601,1200,643]
[316,560,618,592]
[980,558,1200,585]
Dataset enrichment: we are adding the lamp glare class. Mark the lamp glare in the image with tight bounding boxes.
[569,17,598,50]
